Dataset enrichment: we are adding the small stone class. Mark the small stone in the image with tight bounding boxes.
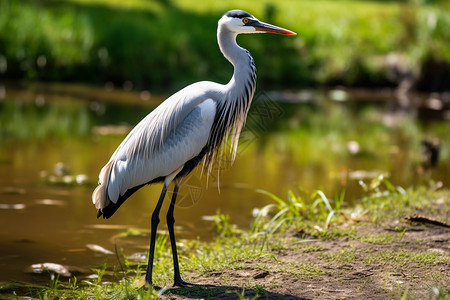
[254,270,269,279]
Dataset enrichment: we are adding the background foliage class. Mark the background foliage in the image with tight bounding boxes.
[0,0,449,91]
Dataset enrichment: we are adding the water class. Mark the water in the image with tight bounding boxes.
[0,83,449,283]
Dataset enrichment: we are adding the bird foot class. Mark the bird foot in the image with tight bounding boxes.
[174,278,201,287]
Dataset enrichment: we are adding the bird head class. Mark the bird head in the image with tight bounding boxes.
[219,10,296,36]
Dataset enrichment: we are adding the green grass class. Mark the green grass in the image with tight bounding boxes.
[0,0,449,90]
[364,250,450,267]
[2,183,449,298]
[319,247,356,264]
[252,187,345,235]
[12,272,161,299]
[281,262,324,278]
[301,245,325,253]
[357,233,395,244]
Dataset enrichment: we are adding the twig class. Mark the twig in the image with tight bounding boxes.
[404,215,450,228]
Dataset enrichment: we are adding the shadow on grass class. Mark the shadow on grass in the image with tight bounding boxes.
[164,284,309,300]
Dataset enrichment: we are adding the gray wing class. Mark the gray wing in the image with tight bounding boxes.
[92,81,223,210]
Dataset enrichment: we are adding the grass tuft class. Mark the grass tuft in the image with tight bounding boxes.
[364,250,450,267]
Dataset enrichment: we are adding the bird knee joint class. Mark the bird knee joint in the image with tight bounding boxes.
[151,215,160,225]
[167,215,175,225]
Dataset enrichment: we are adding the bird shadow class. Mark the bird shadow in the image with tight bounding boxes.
[160,283,310,300]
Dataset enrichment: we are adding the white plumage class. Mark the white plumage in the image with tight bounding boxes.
[91,9,295,287]
[93,83,220,209]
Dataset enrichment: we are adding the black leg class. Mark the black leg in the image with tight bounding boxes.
[145,183,169,285]
[167,182,198,287]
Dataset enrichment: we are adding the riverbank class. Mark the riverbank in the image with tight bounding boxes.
[169,218,449,299]
[1,181,448,299]
[162,182,450,299]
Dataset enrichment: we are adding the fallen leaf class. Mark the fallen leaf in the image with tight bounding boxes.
[86,244,114,255]
[26,263,71,277]
[0,203,26,210]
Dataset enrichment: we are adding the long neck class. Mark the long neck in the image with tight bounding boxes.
[217,28,257,100]
[202,27,257,170]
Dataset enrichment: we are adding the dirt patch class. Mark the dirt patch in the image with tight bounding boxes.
[162,220,449,299]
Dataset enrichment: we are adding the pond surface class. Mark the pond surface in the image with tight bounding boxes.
[0,82,449,283]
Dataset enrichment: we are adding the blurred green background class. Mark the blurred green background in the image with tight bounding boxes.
[1,0,449,92]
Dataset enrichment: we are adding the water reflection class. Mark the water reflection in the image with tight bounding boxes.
[0,83,448,283]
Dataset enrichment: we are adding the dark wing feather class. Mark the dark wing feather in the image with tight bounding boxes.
[97,183,147,219]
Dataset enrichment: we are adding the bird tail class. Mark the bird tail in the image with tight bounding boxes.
[92,160,114,216]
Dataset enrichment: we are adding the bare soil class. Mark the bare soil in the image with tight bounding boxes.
[162,219,449,300]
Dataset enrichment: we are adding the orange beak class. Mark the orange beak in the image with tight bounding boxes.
[251,20,296,35]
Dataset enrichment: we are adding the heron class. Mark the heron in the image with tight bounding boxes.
[92,9,295,287]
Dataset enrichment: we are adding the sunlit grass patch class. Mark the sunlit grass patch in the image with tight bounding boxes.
[253,188,346,235]
[301,245,325,253]
[364,250,450,267]
[251,176,449,242]
[17,271,160,299]
[358,233,395,244]
[182,238,275,274]
[319,247,356,265]
[359,179,450,222]
[281,262,324,279]
[311,227,357,240]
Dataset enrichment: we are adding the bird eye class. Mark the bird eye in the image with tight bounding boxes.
[243,18,249,24]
